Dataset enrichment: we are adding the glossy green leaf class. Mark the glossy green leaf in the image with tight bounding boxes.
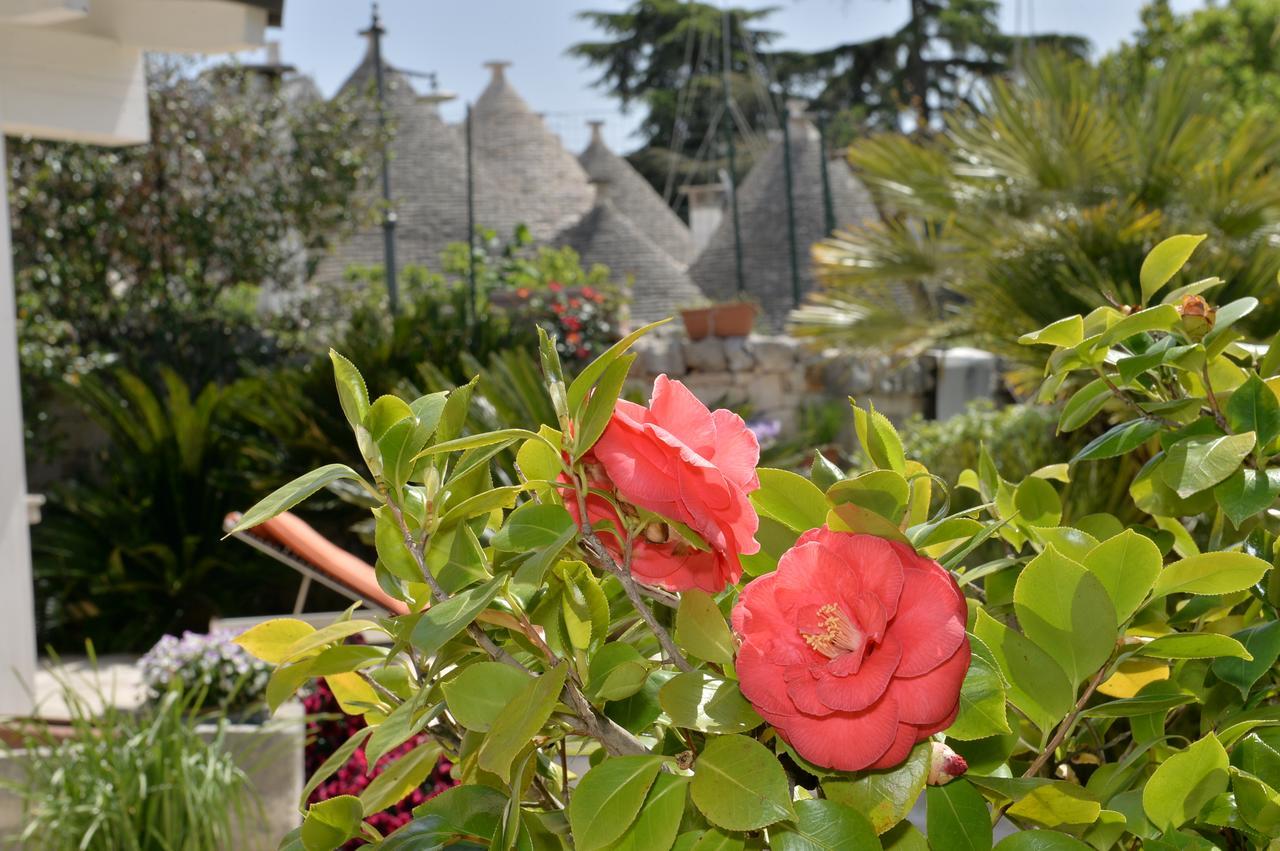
[611,772,690,851]
[575,352,635,456]
[588,642,651,702]
[568,755,664,850]
[1013,547,1117,684]
[1005,783,1101,828]
[409,784,506,842]
[409,576,503,657]
[1073,418,1161,462]
[691,734,795,831]
[946,652,1011,740]
[1013,477,1061,528]
[752,468,830,532]
[926,780,991,851]
[1214,467,1280,528]
[228,464,368,534]
[852,402,906,474]
[1211,621,1280,697]
[1082,530,1162,622]
[567,318,669,411]
[770,798,881,851]
[822,742,929,835]
[1152,551,1270,597]
[973,609,1074,733]
[1098,304,1180,347]
[1226,374,1280,448]
[1136,633,1252,661]
[1142,733,1228,832]
[359,741,443,814]
[365,691,431,767]
[330,349,370,434]
[442,662,532,731]
[1058,378,1111,433]
[477,663,568,782]
[234,618,315,664]
[1161,432,1255,498]
[1230,768,1280,835]
[675,589,736,664]
[1082,691,1195,718]
[301,794,363,851]
[1019,315,1084,347]
[659,671,763,733]
[492,502,576,551]
[993,834,1091,851]
[1140,233,1206,303]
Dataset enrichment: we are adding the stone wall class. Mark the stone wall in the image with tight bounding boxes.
[630,330,939,439]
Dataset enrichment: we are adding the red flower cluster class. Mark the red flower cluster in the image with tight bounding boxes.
[569,376,761,593]
[732,528,970,772]
[304,681,454,846]
[509,283,618,363]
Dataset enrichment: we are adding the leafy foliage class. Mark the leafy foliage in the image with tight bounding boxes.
[233,240,1280,848]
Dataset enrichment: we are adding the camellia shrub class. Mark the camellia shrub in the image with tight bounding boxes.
[232,235,1280,849]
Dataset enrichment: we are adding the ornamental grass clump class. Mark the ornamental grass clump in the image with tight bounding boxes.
[232,234,1280,849]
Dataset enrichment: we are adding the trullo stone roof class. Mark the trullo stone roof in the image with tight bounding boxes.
[578,121,694,264]
[471,61,594,242]
[689,101,879,330]
[555,181,706,325]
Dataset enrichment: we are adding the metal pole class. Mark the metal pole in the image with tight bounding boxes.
[465,102,477,331]
[721,8,745,297]
[817,111,836,235]
[362,3,399,316]
[781,100,800,307]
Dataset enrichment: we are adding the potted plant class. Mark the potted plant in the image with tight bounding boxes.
[680,296,758,340]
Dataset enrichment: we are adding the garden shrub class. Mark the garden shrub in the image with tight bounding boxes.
[223,235,1280,847]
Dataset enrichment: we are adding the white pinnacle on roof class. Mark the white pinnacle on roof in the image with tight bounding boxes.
[471,61,594,242]
[579,121,694,264]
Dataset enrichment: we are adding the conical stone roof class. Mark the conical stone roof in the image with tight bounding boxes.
[689,102,879,330]
[471,61,593,242]
[578,121,694,264]
[556,182,706,325]
[314,43,518,285]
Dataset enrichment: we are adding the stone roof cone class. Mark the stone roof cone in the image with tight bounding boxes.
[689,100,879,330]
[471,61,594,241]
[578,121,694,264]
[556,179,707,325]
[315,41,517,285]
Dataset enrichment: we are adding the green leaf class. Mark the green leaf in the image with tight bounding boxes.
[1226,374,1280,449]
[1082,692,1195,718]
[228,464,368,534]
[409,576,503,657]
[330,350,370,433]
[926,780,992,851]
[567,318,670,411]
[1204,297,1259,355]
[1137,633,1252,661]
[1161,432,1256,498]
[691,734,795,831]
[281,619,381,664]
[1073,418,1161,462]
[374,507,421,583]
[675,589,736,664]
[307,644,386,676]
[1098,304,1180,347]
[1214,467,1280,528]
[821,742,929,835]
[752,468,830,532]
[234,618,316,664]
[852,402,906,474]
[993,834,1091,851]
[1140,233,1206,303]
[266,660,314,713]
[1211,621,1280,697]
[827,470,910,524]
[1231,768,1280,836]
[687,828,745,851]
[973,609,1074,733]
[300,728,374,808]
[492,502,576,550]
[516,426,564,483]
[810,453,845,491]
[366,691,431,766]
[1234,733,1280,789]
[1082,530,1163,622]
[443,662,532,731]
[1013,477,1061,528]
[1142,733,1229,832]
[659,671,763,733]
[827,503,911,545]
[1013,547,1117,684]
[946,653,1010,740]
[1151,551,1271,597]
[770,798,881,850]
[574,353,634,456]
[408,785,507,845]
[588,643,651,702]
[612,772,691,851]
[301,794,363,851]
[1019,315,1084,347]
[477,662,568,782]
[879,822,928,851]
[1005,784,1101,828]
[359,741,442,814]
[568,755,664,850]
[1058,378,1111,433]
[365,395,413,440]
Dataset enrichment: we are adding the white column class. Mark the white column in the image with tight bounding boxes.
[0,136,37,715]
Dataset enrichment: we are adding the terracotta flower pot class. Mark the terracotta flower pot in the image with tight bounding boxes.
[681,302,757,340]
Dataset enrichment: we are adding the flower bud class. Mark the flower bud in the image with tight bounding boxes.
[643,521,670,543]
[1178,294,1216,341]
[927,742,968,786]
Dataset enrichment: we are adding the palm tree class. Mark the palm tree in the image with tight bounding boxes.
[796,53,1280,368]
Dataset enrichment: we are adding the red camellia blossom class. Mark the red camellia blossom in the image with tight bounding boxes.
[732,528,970,772]
[571,375,761,592]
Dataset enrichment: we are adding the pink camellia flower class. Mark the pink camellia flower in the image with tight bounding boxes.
[732,528,970,772]
[573,375,761,593]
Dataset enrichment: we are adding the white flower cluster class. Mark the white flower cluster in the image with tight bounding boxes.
[137,628,271,713]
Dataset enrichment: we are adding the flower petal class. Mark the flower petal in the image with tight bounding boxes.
[888,640,971,726]
[865,722,921,771]
[815,634,902,711]
[887,562,967,677]
[647,375,717,457]
[777,694,900,772]
[709,408,761,491]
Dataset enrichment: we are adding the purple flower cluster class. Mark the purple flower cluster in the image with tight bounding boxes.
[138,628,271,714]
[747,417,783,447]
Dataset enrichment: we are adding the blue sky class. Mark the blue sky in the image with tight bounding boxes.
[261,0,1205,153]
